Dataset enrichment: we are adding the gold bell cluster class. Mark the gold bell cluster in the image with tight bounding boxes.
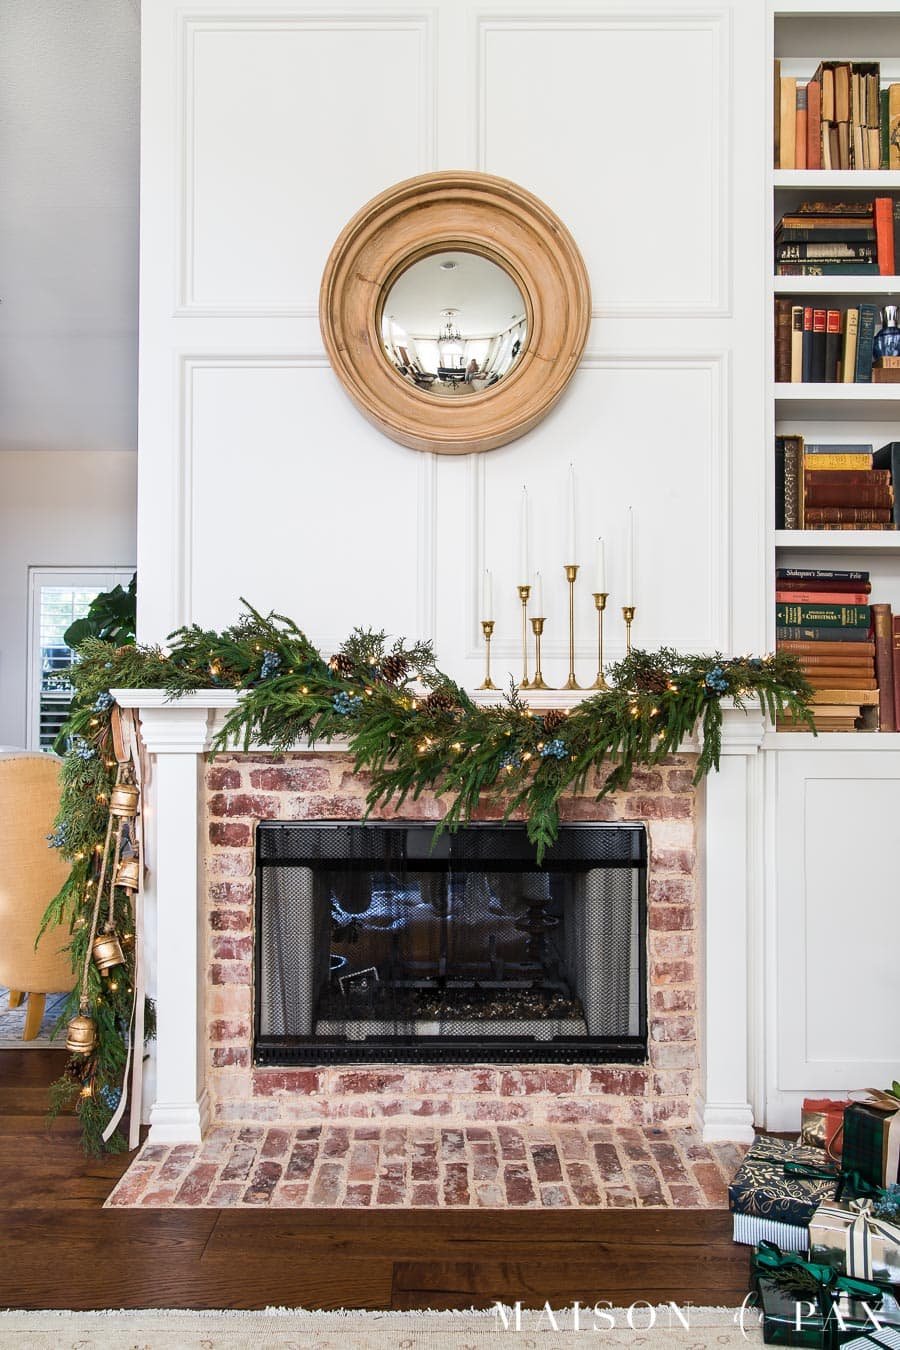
[66,763,142,1058]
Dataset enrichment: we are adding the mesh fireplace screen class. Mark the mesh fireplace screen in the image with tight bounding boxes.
[255,821,647,1065]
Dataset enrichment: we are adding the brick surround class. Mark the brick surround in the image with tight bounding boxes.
[203,752,700,1130]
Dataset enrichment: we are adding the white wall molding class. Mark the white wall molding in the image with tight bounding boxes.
[474,8,732,317]
[176,8,438,317]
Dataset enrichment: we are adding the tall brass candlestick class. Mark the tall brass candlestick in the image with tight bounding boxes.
[563,564,581,691]
[591,592,609,690]
[517,585,531,688]
[478,620,497,690]
[622,604,636,655]
[529,617,553,690]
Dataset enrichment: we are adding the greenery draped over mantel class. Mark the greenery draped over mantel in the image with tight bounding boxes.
[43,601,813,1153]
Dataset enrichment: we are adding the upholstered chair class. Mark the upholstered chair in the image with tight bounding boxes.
[0,751,73,1038]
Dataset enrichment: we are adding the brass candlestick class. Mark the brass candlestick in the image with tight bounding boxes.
[591,592,610,690]
[478,620,498,690]
[622,604,636,655]
[563,564,581,690]
[529,617,553,690]
[517,585,531,688]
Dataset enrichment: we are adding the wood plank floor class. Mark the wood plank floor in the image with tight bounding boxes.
[0,1049,752,1311]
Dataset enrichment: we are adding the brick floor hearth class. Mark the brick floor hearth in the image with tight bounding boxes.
[105,1124,744,1210]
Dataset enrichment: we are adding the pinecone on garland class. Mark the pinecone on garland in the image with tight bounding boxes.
[420,686,456,715]
[330,651,355,679]
[380,653,409,685]
[632,667,670,694]
[541,709,567,735]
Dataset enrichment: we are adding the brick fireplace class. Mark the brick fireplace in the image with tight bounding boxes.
[205,751,694,1128]
[114,691,766,1147]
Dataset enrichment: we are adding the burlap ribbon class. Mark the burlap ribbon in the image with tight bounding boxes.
[814,1198,900,1281]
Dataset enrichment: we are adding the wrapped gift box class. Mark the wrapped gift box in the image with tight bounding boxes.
[809,1198,900,1285]
[753,1257,900,1348]
[843,1101,900,1193]
[730,1136,839,1248]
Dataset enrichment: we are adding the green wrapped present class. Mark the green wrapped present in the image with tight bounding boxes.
[752,1242,896,1348]
[810,1197,900,1285]
[843,1093,900,1193]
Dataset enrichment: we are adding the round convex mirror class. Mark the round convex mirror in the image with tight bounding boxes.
[380,251,527,397]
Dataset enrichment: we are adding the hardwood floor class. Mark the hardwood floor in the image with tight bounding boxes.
[0,1049,752,1311]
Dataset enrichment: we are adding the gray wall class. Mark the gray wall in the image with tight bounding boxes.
[0,2,139,746]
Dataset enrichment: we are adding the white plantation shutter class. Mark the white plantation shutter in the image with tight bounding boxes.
[27,569,134,751]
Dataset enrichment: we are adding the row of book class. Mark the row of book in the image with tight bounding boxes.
[776,570,900,731]
[774,198,899,278]
[774,60,900,171]
[774,302,883,384]
[775,439,900,531]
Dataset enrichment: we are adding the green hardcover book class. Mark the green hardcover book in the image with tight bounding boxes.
[777,626,873,642]
[775,603,870,627]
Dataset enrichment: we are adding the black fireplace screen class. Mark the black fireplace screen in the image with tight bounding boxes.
[254,821,647,1065]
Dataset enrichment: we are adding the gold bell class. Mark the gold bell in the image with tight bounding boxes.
[66,1012,98,1055]
[114,856,141,891]
[109,782,139,818]
[92,929,125,974]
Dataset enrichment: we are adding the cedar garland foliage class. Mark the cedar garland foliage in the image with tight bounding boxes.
[43,601,813,1153]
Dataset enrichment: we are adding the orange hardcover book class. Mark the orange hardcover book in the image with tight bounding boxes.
[781,77,797,170]
[807,77,821,169]
[875,196,895,275]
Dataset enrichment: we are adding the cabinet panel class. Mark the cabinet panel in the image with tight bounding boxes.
[776,751,900,1090]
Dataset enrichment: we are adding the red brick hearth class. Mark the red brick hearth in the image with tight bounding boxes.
[202,752,700,1131]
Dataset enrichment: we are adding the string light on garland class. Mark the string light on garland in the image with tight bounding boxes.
[42,603,812,1154]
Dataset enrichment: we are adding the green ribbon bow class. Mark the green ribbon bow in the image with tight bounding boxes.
[782,1159,883,1201]
[754,1240,883,1303]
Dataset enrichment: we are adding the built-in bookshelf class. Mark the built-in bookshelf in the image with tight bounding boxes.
[770,3,900,741]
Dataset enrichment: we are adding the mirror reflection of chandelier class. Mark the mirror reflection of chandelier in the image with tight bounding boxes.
[437,309,464,369]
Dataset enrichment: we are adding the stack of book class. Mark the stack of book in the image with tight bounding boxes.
[776,439,897,531]
[775,61,899,170]
[776,570,877,730]
[775,201,887,278]
[774,300,880,383]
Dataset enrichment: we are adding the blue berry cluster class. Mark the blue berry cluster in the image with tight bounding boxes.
[500,750,521,770]
[540,738,567,760]
[99,1084,122,1112]
[332,692,362,716]
[72,737,96,761]
[704,665,729,695]
[259,650,282,680]
[47,821,70,849]
[874,1183,900,1221]
[92,691,114,711]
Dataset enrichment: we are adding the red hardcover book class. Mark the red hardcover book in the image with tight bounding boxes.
[805,508,893,523]
[893,616,900,730]
[807,76,822,170]
[776,591,870,604]
[872,604,896,730]
[801,470,891,486]
[875,196,895,275]
[804,485,894,508]
[776,579,872,594]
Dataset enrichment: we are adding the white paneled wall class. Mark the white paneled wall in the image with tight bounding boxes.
[137,0,766,689]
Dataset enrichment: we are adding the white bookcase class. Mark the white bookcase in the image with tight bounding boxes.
[764,3,900,1131]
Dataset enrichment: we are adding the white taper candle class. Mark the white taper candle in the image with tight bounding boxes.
[519,486,529,585]
[625,507,635,606]
[566,464,577,564]
[595,537,605,592]
[482,568,493,620]
[534,570,544,614]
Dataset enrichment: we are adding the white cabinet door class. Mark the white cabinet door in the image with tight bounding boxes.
[775,750,900,1094]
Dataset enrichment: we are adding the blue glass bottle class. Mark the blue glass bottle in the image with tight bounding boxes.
[873,305,900,361]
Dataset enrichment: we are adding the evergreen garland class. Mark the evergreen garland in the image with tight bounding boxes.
[43,601,813,1153]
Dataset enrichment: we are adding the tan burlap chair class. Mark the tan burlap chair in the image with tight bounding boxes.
[0,751,73,1038]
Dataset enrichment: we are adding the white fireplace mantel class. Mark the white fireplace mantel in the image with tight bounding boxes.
[114,689,765,1145]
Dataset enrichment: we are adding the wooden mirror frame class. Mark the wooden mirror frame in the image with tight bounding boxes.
[319,172,591,455]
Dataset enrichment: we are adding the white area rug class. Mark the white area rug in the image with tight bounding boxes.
[0,987,68,1048]
[0,1305,764,1347]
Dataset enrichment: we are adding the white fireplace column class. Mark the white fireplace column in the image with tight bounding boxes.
[115,690,765,1145]
[114,691,222,1144]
